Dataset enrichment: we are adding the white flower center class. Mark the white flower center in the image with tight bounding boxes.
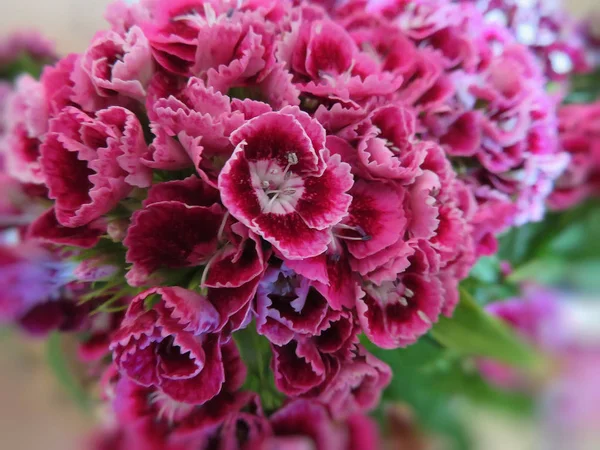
[250,155,305,215]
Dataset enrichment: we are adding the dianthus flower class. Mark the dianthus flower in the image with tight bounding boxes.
[329,0,568,254]
[90,367,382,450]
[460,0,589,83]
[0,1,575,447]
[549,102,600,209]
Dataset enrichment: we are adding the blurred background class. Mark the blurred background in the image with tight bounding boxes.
[0,1,599,449]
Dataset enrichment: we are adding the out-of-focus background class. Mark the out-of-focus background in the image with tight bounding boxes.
[0,0,596,54]
[0,1,599,450]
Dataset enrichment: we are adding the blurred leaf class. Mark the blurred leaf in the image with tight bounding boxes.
[468,256,501,284]
[46,332,92,412]
[0,52,49,80]
[507,259,566,285]
[234,325,283,413]
[462,256,518,306]
[431,289,543,370]
[498,200,600,291]
[363,337,472,450]
[564,69,600,104]
[364,334,534,450]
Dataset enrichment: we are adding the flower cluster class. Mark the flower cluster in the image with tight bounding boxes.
[88,366,382,450]
[549,102,600,209]
[460,0,589,83]
[0,0,574,446]
[326,0,568,254]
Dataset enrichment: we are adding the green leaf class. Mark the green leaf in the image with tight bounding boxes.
[0,52,50,80]
[431,289,543,370]
[363,335,535,450]
[564,69,600,104]
[363,337,472,450]
[498,199,600,291]
[234,325,284,412]
[46,332,92,412]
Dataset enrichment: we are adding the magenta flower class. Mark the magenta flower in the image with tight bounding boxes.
[82,25,154,101]
[255,265,357,348]
[461,0,589,83]
[147,77,269,185]
[0,242,75,323]
[110,287,245,404]
[27,207,105,249]
[268,400,380,450]
[318,345,391,419]
[330,0,568,253]
[219,106,353,260]
[125,176,225,286]
[279,11,403,105]
[0,30,56,66]
[40,106,151,227]
[549,103,600,210]
[357,270,444,349]
[142,0,236,76]
[2,75,48,184]
[271,336,390,417]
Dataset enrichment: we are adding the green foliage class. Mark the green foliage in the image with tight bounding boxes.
[461,256,519,306]
[46,332,92,412]
[431,289,543,370]
[564,69,600,104]
[364,335,534,450]
[500,200,600,292]
[234,324,284,413]
[362,288,543,449]
[0,52,50,80]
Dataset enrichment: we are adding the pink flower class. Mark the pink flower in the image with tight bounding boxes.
[271,336,389,418]
[147,77,269,185]
[168,393,271,450]
[110,287,246,404]
[2,75,48,184]
[318,345,391,419]
[27,208,105,249]
[124,176,225,286]
[0,242,75,323]
[74,257,119,282]
[356,268,444,348]
[342,179,412,282]
[190,9,276,93]
[272,339,341,398]
[268,400,380,450]
[17,297,89,337]
[255,265,357,348]
[330,0,567,254]
[353,105,425,183]
[219,106,353,260]
[142,0,281,77]
[104,0,152,36]
[40,54,82,116]
[78,310,125,362]
[549,103,600,210]
[0,30,56,66]
[0,174,47,229]
[125,177,267,334]
[40,106,151,227]
[82,26,154,101]
[461,0,589,82]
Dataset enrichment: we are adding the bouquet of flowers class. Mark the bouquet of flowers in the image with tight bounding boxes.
[1,0,599,448]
